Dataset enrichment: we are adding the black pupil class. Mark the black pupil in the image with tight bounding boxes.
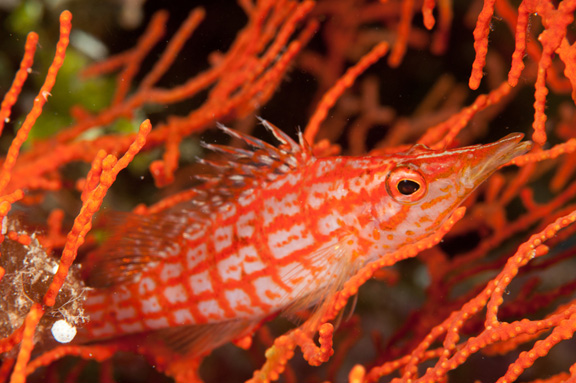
[397,179,420,195]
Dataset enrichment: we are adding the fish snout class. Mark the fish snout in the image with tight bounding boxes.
[459,133,533,190]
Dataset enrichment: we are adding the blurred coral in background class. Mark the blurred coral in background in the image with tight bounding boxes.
[1,0,576,382]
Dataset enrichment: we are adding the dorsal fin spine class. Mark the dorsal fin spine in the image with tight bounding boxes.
[258,118,300,151]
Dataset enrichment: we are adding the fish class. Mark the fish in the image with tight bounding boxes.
[79,119,532,356]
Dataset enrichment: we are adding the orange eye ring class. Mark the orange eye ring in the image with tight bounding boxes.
[385,166,427,203]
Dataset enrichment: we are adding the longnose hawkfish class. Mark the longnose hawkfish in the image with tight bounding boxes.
[81,120,531,357]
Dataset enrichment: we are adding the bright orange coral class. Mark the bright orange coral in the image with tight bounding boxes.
[1,1,576,383]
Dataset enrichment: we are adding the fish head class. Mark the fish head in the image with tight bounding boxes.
[369,133,532,250]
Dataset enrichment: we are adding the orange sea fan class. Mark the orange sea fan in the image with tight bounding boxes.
[1,1,576,383]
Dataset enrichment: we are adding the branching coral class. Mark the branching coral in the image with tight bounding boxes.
[1,0,576,382]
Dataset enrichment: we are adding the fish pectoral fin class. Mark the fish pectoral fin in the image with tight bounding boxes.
[152,319,259,357]
[280,236,364,325]
[83,211,192,288]
[333,292,359,329]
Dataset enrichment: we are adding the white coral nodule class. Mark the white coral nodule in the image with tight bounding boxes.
[51,319,77,343]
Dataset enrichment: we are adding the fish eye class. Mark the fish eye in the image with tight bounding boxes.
[386,166,427,203]
[397,179,421,195]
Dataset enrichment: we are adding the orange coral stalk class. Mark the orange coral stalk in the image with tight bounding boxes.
[0,358,15,383]
[366,349,444,382]
[25,344,120,377]
[388,0,415,67]
[140,8,206,90]
[398,208,576,382]
[511,138,576,166]
[418,81,512,149]
[422,0,437,29]
[0,32,38,136]
[505,0,530,87]
[247,334,296,383]
[0,11,71,195]
[80,50,133,79]
[498,310,576,382]
[470,0,576,145]
[150,126,181,187]
[305,41,389,144]
[43,119,151,307]
[530,0,576,146]
[348,364,366,383]
[111,11,168,106]
[296,323,335,366]
[430,0,452,55]
[558,39,576,104]
[4,1,576,382]
[40,209,66,253]
[9,304,44,383]
[79,150,107,203]
[469,0,496,90]
[0,327,23,354]
[8,1,315,195]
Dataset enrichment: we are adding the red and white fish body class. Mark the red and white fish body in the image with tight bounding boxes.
[82,120,531,354]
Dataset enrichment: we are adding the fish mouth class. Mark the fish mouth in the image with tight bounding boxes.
[459,133,533,190]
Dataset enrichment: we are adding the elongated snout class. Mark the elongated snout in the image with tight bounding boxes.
[459,133,532,189]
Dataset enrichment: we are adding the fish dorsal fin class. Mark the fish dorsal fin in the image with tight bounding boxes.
[85,120,312,288]
[196,119,314,202]
[405,143,432,155]
[84,211,192,288]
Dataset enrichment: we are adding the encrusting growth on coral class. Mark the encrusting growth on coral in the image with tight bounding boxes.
[1,0,576,382]
[0,218,86,345]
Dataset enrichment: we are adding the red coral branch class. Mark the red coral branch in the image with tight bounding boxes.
[43,120,151,307]
[0,32,38,137]
[0,11,71,194]
[9,304,43,383]
[305,42,389,144]
[2,1,576,382]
